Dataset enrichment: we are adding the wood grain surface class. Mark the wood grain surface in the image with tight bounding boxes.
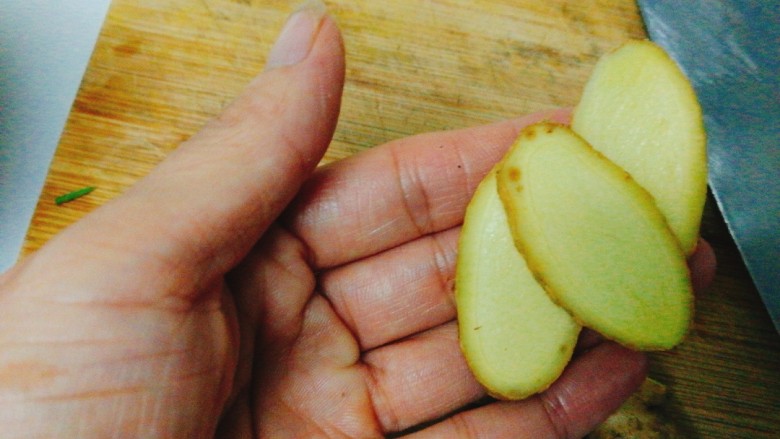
[20,0,779,437]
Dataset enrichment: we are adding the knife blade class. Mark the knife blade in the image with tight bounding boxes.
[637,0,780,332]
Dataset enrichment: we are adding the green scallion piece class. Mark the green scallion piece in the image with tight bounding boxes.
[55,186,96,205]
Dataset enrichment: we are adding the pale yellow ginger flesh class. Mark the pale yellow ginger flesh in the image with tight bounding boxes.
[497,123,692,350]
[454,39,705,400]
[456,170,580,399]
[572,40,707,255]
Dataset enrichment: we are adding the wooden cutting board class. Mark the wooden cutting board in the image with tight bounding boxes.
[20,0,779,436]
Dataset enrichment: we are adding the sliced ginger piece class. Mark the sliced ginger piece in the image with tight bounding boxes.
[572,40,707,255]
[456,170,580,399]
[496,123,693,350]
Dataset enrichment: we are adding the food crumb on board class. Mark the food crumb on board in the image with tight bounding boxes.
[55,186,96,205]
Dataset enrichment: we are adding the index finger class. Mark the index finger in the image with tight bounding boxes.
[285,109,571,269]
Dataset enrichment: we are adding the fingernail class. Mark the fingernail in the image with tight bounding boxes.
[265,0,328,70]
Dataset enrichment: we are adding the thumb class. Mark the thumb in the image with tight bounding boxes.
[15,3,344,300]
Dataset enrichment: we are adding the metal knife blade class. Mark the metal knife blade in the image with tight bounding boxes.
[638,0,780,332]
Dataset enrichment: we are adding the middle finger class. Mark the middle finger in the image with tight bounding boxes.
[319,227,460,350]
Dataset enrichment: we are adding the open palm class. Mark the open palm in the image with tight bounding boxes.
[0,8,715,438]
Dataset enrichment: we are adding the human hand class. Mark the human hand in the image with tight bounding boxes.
[0,3,716,438]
